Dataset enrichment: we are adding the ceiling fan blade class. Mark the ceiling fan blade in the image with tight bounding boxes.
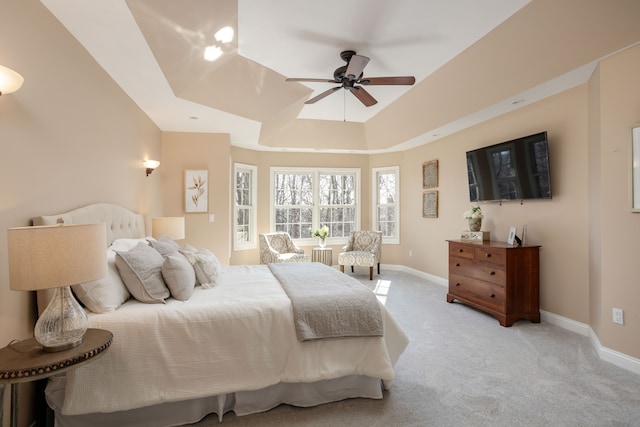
[345,55,370,80]
[351,86,377,107]
[359,76,416,86]
[305,86,341,104]
[286,78,339,83]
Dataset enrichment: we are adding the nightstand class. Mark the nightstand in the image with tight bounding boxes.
[0,328,112,427]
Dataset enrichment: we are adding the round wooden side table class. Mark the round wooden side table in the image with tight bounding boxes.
[0,328,112,427]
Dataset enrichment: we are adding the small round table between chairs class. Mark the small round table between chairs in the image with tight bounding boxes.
[312,247,333,266]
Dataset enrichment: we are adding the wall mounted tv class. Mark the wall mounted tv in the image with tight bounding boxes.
[466,131,552,202]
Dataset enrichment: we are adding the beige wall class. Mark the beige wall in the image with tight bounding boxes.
[593,45,640,356]
[0,1,163,425]
[398,86,590,323]
[161,132,231,264]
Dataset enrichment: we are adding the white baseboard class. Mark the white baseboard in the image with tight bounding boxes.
[542,310,640,375]
[388,265,640,376]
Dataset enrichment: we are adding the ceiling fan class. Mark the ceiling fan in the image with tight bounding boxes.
[286,50,415,107]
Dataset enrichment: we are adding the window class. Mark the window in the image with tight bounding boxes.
[234,163,257,251]
[373,166,400,244]
[271,167,360,243]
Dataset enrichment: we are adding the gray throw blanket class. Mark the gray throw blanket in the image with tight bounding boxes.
[268,262,383,341]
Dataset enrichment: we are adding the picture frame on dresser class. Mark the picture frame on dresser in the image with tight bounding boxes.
[185,169,208,213]
[507,226,517,245]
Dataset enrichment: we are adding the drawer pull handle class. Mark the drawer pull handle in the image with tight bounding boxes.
[458,249,463,253]
[456,263,460,267]
[486,253,492,258]
[489,293,495,298]
[490,271,496,276]
[456,283,461,287]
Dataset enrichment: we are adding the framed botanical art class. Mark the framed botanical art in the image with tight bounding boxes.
[422,190,438,218]
[422,160,438,189]
[185,169,208,213]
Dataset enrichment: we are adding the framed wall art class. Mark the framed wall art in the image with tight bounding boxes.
[422,190,438,218]
[422,160,438,189]
[185,169,208,213]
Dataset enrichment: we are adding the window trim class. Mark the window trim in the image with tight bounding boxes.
[372,166,400,245]
[233,163,258,251]
[270,167,361,245]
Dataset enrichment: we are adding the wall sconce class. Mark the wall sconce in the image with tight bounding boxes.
[152,217,186,240]
[143,159,160,176]
[0,65,24,96]
[7,223,107,352]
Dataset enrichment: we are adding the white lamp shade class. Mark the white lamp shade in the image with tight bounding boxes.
[7,223,107,291]
[0,65,24,95]
[152,217,185,240]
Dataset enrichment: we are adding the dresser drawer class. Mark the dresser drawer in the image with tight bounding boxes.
[449,273,506,312]
[449,242,474,259]
[449,256,506,286]
[474,246,506,265]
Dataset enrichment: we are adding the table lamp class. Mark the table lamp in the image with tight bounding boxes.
[152,217,185,240]
[7,223,107,352]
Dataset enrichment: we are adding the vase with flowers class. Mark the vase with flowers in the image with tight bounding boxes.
[312,226,329,248]
[463,206,484,232]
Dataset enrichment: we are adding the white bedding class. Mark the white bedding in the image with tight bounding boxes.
[59,264,409,416]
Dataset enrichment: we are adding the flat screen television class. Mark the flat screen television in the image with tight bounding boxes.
[466,131,552,202]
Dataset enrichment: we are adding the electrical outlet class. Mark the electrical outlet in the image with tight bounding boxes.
[613,308,624,325]
[208,213,215,223]
[409,250,412,257]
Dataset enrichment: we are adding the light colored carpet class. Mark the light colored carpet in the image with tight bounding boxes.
[189,269,640,426]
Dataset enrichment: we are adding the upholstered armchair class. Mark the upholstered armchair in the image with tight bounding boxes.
[338,230,382,280]
[259,232,310,264]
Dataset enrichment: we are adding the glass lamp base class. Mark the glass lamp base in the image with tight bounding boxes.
[35,286,88,353]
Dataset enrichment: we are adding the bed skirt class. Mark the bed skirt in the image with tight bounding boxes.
[46,374,384,426]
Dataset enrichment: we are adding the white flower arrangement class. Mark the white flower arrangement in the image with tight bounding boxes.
[463,206,483,220]
[312,226,329,240]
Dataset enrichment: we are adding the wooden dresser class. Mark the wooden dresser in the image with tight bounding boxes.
[447,240,540,327]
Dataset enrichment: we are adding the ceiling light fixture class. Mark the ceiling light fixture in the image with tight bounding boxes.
[0,65,24,96]
[214,26,234,44]
[204,45,222,62]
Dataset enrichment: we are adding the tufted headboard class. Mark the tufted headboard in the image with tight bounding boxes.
[32,203,146,246]
[32,203,146,315]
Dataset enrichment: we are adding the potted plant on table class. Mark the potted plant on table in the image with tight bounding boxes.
[312,226,329,248]
[463,206,484,232]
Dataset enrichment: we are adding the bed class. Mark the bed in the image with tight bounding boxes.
[32,203,409,426]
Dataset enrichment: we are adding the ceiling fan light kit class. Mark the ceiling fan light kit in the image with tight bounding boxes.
[286,50,415,107]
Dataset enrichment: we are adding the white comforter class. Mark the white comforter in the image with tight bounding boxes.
[60,265,409,415]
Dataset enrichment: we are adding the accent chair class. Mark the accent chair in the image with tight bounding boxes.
[259,232,310,264]
[338,230,382,280]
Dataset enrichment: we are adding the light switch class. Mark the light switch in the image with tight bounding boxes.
[208,213,215,223]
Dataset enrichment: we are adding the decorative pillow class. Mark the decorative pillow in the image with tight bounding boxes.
[115,242,169,303]
[149,238,179,257]
[159,236,181,250]
[181,248,221,287]
[161,252,196,301]
[110,237,151,252]
[72,248,130,313]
